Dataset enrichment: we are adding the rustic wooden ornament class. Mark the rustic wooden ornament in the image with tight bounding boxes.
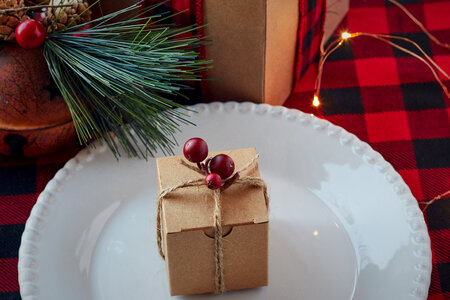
[0,42,75,157]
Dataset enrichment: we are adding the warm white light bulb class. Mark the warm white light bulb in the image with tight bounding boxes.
[341,32,352,40]
[313,95,320,107]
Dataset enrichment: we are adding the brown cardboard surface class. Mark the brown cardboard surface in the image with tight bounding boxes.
[157,148,268,233]
[157,148,269,295]
[203,0,266,103]
[204,0,298,105]
[165,223,268,295]
[265,0,299,106]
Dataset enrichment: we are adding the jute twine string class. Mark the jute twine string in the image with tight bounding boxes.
[212,189,224,293]
[156,154,269,294]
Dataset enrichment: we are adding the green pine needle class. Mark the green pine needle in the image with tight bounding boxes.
[43,2,210,159]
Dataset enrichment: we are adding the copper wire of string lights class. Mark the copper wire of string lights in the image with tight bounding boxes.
[387,0,450,50]
[312,2,450,209]
[314,31,450,105]
[364,33,449,97]
[313,37,345,107]
[313,32,450,209]
[313,0,450,107]
[420,190,450,212]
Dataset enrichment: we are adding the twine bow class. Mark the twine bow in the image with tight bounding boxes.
[156,154,269,294]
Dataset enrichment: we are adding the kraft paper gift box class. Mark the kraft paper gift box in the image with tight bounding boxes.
[95,0,348,105]
[156,148,268,295]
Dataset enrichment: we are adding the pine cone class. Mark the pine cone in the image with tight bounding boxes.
[24,0,49,5]
[45,0,91,32]
[0,0,28,41]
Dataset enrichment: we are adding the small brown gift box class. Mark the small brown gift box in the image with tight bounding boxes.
[156,148,269,296]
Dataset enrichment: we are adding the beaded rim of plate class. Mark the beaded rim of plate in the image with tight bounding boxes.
[18,102,432,299]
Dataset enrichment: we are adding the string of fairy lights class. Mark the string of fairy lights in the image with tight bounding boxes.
[311,1,450,210]
[312,1,450,108]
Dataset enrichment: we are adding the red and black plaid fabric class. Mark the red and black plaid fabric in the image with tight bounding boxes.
[296,0,326,78]
[1,0,449,299]
[285,0,450,299]
[0,149,80,299]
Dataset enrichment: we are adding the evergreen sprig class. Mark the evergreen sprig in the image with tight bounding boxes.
[43,2,210,158]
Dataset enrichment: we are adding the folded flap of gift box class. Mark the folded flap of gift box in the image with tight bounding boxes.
[157,148,269,234]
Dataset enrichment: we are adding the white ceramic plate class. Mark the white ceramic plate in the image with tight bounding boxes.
[18,102,431,300]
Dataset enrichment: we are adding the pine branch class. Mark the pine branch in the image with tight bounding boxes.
[43,3,210,159]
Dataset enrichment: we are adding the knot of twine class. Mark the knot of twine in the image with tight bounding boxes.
[156,154,269,294]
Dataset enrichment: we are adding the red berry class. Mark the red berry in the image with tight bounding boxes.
[205,173,222,190]
[183,138,208,163]
[209,154,235,179]
[15,19,47,49]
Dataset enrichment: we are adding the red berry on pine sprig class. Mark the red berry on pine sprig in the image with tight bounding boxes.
[209,154,235,179]
[15,19,47,49]
[183,138,208,163]
[205,173,222,190]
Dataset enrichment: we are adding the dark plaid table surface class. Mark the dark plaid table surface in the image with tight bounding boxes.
[1,0,450,299]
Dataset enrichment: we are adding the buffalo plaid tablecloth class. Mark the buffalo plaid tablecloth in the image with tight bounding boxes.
[1,0,449,299]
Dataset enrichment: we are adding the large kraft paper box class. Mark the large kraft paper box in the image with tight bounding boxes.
[202,0,299,105]
[156,148,268,295]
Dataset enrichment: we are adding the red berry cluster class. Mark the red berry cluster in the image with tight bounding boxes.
[183,138,235,190]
